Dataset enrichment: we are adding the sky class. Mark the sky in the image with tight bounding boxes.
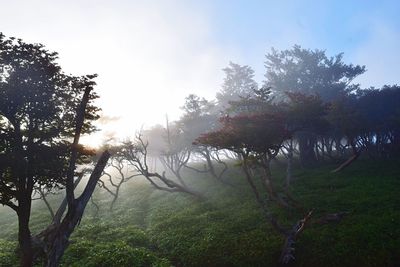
[1,0,399,146]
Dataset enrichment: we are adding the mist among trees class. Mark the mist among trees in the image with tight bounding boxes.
[0,29,399,267]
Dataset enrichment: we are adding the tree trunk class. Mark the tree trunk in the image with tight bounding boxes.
[297,132,317,167]
[241,158,287,235]
[18,196,33,267]
[285,140,294,189]
[35,151,110,267]
[262,163,277,200]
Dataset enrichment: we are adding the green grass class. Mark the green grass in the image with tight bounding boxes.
[0,159,399,266]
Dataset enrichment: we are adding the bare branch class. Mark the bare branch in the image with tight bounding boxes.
[120,135,203,198]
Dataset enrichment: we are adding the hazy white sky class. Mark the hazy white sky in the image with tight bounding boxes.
[1,0,399,146]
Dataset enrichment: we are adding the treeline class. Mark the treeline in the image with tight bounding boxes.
[111,46,400,223]
[140,46,400,178]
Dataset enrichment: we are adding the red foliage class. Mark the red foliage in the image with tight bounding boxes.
[196,112,291,155]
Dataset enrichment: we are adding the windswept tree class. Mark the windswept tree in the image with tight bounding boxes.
[196,112,291,205]
[98,148,140,211]
[196,111,313,264]
[119,134,202,198]
[0,33,109,266]
[135,121,202,195]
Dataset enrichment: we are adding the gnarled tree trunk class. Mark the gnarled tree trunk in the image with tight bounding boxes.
[36,151,110,267]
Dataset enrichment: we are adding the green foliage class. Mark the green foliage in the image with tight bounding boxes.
[59,222,170,267]
[61,241,170,267]
[148,200,283,267]
[72,223,151,248]
[1,160,399,266]
[0,239,18,267]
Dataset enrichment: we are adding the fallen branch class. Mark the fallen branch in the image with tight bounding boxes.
[331,139,361,173]
[280,209,314,265]
[331,153,360,173]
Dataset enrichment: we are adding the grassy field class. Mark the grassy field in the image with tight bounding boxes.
[0,158,399,267]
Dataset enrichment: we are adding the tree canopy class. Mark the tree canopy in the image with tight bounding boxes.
[264,45,366,101]
[0,33,99,208]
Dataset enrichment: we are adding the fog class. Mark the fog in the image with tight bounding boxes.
[1,1,399,147]
[1,2,400,266]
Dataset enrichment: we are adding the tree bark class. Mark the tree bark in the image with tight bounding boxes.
[18,199,33,267]
[35,151,110,267]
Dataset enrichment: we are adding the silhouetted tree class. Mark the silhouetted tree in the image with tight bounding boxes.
[354,86,400,158]
[0,33,109,266]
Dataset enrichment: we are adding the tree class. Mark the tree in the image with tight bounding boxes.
[284,92,329,167]
[264,45,365,166]
[119,134,202,198]
[196,112,313,264]
[328,85,400,171]
[98,149,140,211]
[226,86,274,115]
[354,86,400,158]
[328,94,364,172]
[264,45,365,101]
[135,120,204,196]
[0,33,109,266]
[180,94,215,119]
[196,112,291,205]
[216,62,258,111]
